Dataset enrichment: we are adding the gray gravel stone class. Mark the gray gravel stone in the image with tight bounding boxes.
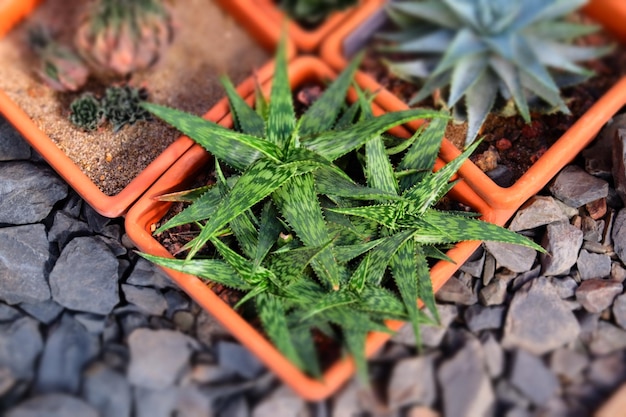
[576,249,611,280]
[549,165,609,208]
[484,241,537,273]
[510,349,559,406]
[0,117,30,161]
[459,249,485,278]
[479,278,508,306]
[0,224,51,305]
[438,337,494,417]
[122,284,168,316]
[502,277,580,355]
[613,129,626,205]
[48,211,90,249]
[549,348,588,382]
[74,313,107,334]
[252,385,308,417]
[81,363,131,417]
[481,333,504,378]
[575,279,622,313]
[612,208,626,265]
[0,162,67,224]
[589,321,626,355]
[0,303,22,322]
[387,354,436,409]
[127,328,196,390]
[508,196,569,231]
[613,293,626,330]
[36,313,100,394]
[217,340,265,380]
[611,262,626,282]
[540,221,583,276]
[587,351,626,389]
[392,304,458,348]
[6,393,99,417]
[50,236,119,315]
[435,276,477,305]
[18,299,63,325]
[549,277,578,299]
[464,304,505,333]
[127,258,175,289]
[133,387,178,417]
[0,316,43,380]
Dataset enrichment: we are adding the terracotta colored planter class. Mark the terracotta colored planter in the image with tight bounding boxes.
[0,1,295,218]
[0,0,41,37]
[215,0,384,53]
[125,56,505,401]
[320,1,626,212]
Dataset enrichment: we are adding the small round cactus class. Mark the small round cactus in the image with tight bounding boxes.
[69,93,105,131]
[102,85,152,132]
[74,0,174,76]
[28,26,89,92]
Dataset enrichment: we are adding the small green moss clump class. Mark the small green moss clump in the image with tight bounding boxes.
[102,86,153,132]
[69,93,105,131]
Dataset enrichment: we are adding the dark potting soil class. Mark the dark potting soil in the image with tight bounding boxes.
[360,31,626,187]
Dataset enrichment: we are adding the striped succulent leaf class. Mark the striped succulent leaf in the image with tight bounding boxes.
[220,75,265,137]
[266,35,295,150]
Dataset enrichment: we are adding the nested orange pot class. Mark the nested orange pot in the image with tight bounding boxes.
[320,0,626,213]
[215,0,384,53]
[0,0,295,218]
[125,56,508,401]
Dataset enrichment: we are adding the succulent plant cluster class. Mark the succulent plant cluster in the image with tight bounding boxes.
[139,39,542,379]
[380,0,611,146]
[75,0,174,76]
[28,26,90,92]
[69,86,152,132]
[277,0,358,26]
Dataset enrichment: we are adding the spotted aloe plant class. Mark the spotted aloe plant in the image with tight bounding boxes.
[380,0,612,146]
[138,38,542,380]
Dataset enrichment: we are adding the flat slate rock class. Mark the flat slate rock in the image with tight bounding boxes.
[0,161,67,224]
[502,277,580,355]
[589,321,626,355]
[540,221,583,276]
[510,349,559,406]
[6,393,99,417]
[0,224,51,305]
[575,279,623,314]
[81,363,132,417]
[121,284,168,317]
[611,208,626,265]
[508,196,570,231]
[0,316,43,380]
[18,299,64,325]
[435,276,477,305]
[252,385,308,417]
[484,241,537,273]
[49,236,120,315]
[126,258,175,290]
[549,165,608,208]
[438,337,494,417]
[387,355,437,409]
[576,249,611,280]
[127,328,196,390]
[613,293,626,330]
[217,340,266,380]
[0,117,30,161]
[35,313,100,394]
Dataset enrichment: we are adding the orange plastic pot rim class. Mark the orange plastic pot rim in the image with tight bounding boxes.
[216,0,384,53]
[125,56,501,401]
[321,0,626,212]
[0,2,294,218]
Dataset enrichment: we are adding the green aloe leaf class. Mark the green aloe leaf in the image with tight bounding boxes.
[301,289,358,320]
[136,252,249,290]
[254,202,283,268]
[465,70,499,146]
[303,109,447,161]
[256,292,304,370]
[328,204,399,230]
[185,159,299,259]
[142,103,282,170]
[415,245,439,323]
[220,75,265,137]
[298,53,362,137]
[266,36,295,150]
[314,167,401,201]
[273,173,340,289]
[365,229,417,286]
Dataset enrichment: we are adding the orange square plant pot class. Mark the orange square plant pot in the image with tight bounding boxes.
[320,0,626,213]
[216,0,384,53]
[0,0,295,218]
[124,56,508,401]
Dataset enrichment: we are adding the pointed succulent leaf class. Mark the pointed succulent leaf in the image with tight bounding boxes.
[155,185,214,203]
[357,285,412,319]
[448,53,488,107]
[301,289,358,321]
[430,29,487,77]
[328,204,399,230]
[220,75,265,137]
[387,0,463,29]
[273,173,340,290]
[155,184,224,233]
[464,70,499,146]
[256,292,305,369]
[136,252,249,290]
[254,202,283,268]
[366,135,399,197]
[489,56,530,122]
[530,21,602,41]
[142,103,282,170]
[186,159,299,258]
[379,29,455,54]
[298,53,361,137]
[365,229,417,286]
[266,36,295,150]
[314,167,401,201]
[303,109,446,161]
[334,239,384,264]
[414,246,439,323]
